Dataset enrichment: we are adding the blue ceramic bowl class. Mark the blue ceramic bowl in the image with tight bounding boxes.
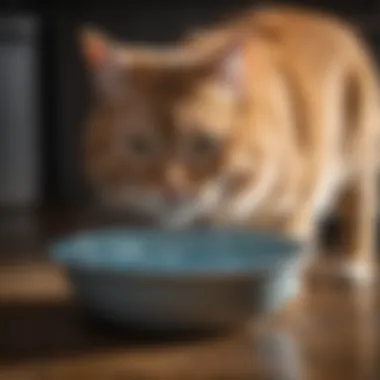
[50,229,303,331]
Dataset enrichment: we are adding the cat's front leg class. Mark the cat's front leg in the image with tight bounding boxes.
[280,206,319,264]
[336,165,377,285]
[282,207,316,242]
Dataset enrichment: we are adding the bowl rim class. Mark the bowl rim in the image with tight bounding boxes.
[48,227,303,281]
[62,259,304,282]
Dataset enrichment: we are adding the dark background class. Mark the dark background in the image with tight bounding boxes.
[1,0,380,208]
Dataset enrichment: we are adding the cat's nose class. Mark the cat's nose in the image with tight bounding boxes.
[163,165,185,204]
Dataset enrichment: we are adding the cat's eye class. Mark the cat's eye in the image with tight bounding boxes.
[186,133,219,158]
[126,134,154,156]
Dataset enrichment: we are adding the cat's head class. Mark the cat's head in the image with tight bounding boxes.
[79,28,281,226]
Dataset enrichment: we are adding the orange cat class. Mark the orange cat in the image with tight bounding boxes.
[80,7,379,281]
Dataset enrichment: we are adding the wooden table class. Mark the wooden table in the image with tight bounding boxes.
[0,207,379,380]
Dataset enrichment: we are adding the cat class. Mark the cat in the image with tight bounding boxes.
[79,6,380,282]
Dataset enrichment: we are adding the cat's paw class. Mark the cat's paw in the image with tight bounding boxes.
[342,260,376,286]
[306,257,376,287]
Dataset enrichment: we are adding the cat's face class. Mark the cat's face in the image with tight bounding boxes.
[80,29,275,226]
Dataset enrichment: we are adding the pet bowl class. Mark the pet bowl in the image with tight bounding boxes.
[50,228,303,332]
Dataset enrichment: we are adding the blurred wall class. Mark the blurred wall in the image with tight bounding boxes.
[0,16,40,206]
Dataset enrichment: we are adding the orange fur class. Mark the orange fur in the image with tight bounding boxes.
[80,6,380,278]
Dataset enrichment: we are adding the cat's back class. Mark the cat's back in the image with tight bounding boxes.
[249,7,368,67]
[188,6,371,72]
[248,6,355,42]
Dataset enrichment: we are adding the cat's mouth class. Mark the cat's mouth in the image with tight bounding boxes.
[97,176,237,227]
[97,187,199,224]
[157,202,205,228]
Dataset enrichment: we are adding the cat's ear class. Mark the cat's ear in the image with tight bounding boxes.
[214,45,244,96]
[79,27,114,70]
[79,26,125,100]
